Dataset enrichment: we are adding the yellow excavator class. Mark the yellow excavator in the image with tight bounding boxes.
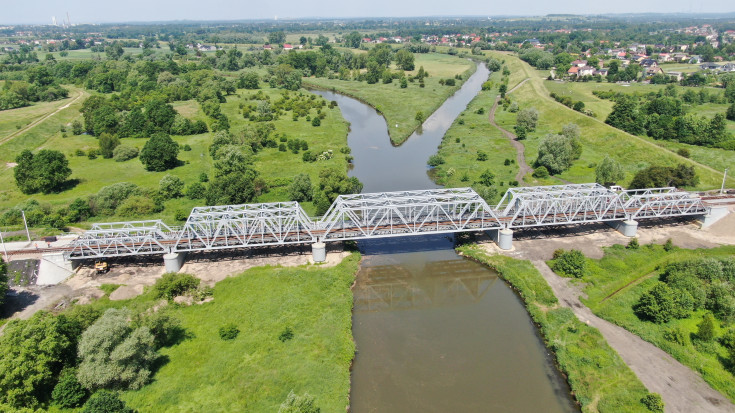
[94,261,109,274]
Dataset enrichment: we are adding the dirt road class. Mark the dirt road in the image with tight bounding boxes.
[0,89,85,146]
[487,79,533,185]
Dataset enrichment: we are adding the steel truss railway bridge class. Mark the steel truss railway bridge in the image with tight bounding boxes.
[61,183,721,271]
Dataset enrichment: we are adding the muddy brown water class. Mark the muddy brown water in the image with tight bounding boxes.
[313,63,577,412]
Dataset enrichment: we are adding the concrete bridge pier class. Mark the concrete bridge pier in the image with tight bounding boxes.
[163,252,187,273]
[699,206,730,228]
[606,220,638,237]
[312,242,326,263]
[487,228,515,250]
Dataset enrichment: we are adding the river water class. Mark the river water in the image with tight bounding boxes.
[313,64,577,412]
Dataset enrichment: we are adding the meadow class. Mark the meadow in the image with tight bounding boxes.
[574,244,735,402]
[305,52,476,144]
[483,51,734,190]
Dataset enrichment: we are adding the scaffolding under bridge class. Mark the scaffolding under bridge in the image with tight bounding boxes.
[65,184,710,260]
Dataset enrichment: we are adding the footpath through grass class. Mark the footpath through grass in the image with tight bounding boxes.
[63,253,360,412]
[305,53,475,145]
[577,244,735,402]
[458,244,653,413]
[485,52,733,190]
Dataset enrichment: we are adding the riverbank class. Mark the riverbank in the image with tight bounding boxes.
[457,244,654,413]
[305,53,476,145]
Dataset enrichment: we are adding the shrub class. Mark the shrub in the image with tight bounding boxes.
[532,166,549,178]
[279,391,320,413]
[627,238,640,249]
[663,238,674,252]
[153,273,200,300]
[427,154,445,167]
[139,311,183,349]
[219,324,240,340]
[158,175,184,199]
[91,183,140,215]
[476,151,488,161]
[279,326,294,342]
[634,282,678,323]
[311,117,321,127]
[641,393,664,413]
[663,327,689,346]
[115,195,155,217]
[288,174,312,202]
[550,249,587,278]
[112,145,138,162]
[52,368,88,408]
[82,391,133,413]
[186,182,206,199]
[677,148,690,158]
[72,120,84,135]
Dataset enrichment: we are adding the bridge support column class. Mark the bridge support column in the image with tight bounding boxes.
[163,252,187,273]
[699,206,730,228]
[311,242,326,263]
[497,229,514,250]
[607,220,638,237]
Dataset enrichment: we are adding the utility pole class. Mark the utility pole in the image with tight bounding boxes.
[21,210,31,242]
[721,168,729,195]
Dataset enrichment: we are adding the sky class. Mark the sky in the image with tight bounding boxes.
[2,0,734,25]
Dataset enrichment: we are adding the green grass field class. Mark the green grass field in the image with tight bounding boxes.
[576,244,735,402]
[459,245,653,412]
[305,53,476,144]
[483,52,734,190]
[432,67,522,194]
[0,85,348,223]
[48,253,360,412]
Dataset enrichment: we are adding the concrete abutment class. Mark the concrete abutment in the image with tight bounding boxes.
[163,252,187,273]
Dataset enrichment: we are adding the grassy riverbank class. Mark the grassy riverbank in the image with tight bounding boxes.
[577,244,735,402]
[458,244,653,412]
[52,253,360,412]
[304,53,476,145]
[481,51,734,190]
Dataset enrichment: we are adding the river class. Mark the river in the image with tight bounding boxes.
[313,63,577,412]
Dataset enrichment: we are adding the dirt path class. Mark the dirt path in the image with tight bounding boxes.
[0,89,85,146]
[531,260,733,413]
[487,78,532,184]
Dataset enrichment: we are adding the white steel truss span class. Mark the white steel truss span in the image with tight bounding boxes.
[65,185,710,259]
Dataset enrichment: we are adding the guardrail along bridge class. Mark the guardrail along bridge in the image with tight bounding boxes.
[63,183,718,270]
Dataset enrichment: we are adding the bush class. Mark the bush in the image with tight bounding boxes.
[634,282,678,323]
[676,148,690,158]
[186,182,206,199]
[663,238,674,252]
[153,273,200,300]
[139,311,183,349]
[219,323,240,340]
[158,175,184,199]
[279,326,294,342]
[550,249,587,278]
[427,154,444,167]
[279,391,320,413]
[697,313,717,342]
[532,166,549,178]
[641,393,664,413]
[476,151,488,161]
[112,145,139,162]
[115,195,155,217]
[91,182,140,216]
[627,238,640,249]
[52,369,88,408]
[82,391,133,413]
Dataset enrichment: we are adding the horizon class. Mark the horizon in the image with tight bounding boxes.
[3,0,735,26]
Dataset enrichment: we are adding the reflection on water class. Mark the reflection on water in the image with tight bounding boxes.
[314,64,578,412]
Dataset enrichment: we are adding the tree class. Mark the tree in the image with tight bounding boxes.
[112,145,139,162]
[279,390,320,413]
[344,31,362,48]
[314,169,363,215]
[144,99,177,133]
[77,308,158,391]
[516,108,539,132]
[395,49,415,71]
[635,282,677,323]
[14,149,72,194]
[158,175,184,198]
[0,312,78,408]
[238,71,260,89]
[104,43,124,60]
[727,103,735,122]
[82,391,133,413]
[606,95,646,135]
[51,369,88,408]
[697,313,716,342]
[140,132,179,172]
[288,173,312,202]
[268,31,286,45]
[205,169,258,206]
[536,134,574,175]
[98,133,120,159]
[560,123,582,159]
[595,156,625,186]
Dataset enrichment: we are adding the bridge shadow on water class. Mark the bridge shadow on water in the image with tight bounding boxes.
[510,216,697,241]
[356,233,456,256]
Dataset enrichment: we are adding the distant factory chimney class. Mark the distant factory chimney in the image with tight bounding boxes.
[52,16,57,26]
[66,12,71,27]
